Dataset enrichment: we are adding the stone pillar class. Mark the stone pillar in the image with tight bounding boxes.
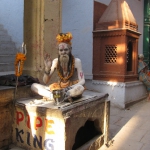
[24,0,61,82]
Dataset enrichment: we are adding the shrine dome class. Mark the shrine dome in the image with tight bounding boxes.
[96,0,138,31]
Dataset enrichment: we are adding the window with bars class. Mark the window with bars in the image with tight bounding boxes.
[105,45,117,63]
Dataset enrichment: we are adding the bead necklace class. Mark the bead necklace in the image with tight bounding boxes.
[57,56,75,82]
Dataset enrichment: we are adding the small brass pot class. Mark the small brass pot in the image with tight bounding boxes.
[52,89,65,105]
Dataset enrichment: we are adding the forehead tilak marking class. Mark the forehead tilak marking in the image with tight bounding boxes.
[59,43,68,49]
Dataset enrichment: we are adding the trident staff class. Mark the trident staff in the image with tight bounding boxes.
[14,43,27,104]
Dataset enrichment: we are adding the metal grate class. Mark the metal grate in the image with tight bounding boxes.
[105,45,117,63]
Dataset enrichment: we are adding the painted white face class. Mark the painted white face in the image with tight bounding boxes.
[58,43,71,56]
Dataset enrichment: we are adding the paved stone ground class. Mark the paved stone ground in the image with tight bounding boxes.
[99,99,150,150]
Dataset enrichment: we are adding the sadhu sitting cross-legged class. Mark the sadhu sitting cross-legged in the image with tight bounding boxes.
[31,32,85,102]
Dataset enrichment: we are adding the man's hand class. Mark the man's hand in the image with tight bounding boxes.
[44,53,52,71]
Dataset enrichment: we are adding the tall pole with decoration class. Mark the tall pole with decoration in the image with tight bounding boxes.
[14,43,27,103]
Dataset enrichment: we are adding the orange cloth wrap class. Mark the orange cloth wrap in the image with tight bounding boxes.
[49,80,79,91]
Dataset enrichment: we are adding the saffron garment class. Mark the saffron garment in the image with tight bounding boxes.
[49,67,79,91]
[138,61,150,92]
[49,80,78,91]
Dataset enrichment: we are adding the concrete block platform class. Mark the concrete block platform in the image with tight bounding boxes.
[12,90,110,150]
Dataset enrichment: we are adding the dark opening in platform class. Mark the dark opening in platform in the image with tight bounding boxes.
[72,120,102,150]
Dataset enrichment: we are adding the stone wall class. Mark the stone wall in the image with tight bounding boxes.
[0,86,37,149]
[0,104,13,148]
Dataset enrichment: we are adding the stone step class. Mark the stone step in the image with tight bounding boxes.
[0,24,8,36]
[0,35,12,42]
[0,29,8,36]
[0,47,16,55]
[0,71,15,76]
[0,55,15,63]
[0,63,14,72]
[0,24,18,72]
[0,48,17,55]
[0,43,17,55]
[0,40,16,44]
[0,24,4,29]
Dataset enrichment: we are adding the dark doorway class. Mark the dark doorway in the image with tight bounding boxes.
[72,120,102,150]
[127,42,133,71]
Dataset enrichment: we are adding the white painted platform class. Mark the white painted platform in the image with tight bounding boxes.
[85,79,148,108]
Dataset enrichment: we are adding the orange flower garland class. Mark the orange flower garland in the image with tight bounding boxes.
[57,56,75,82]
[14,53,26,77]
[56,32,72,45]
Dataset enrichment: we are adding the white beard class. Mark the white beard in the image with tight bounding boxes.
[59,54,69,77]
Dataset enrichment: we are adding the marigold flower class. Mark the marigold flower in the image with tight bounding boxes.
[14,53,26,77]
[56,32,72,45]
